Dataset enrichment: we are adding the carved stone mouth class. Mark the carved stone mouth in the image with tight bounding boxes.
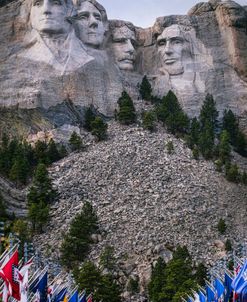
[120,58,134,63]
[164,58,177,64]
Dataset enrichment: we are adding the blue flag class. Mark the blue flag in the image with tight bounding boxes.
[31,271,48,302]
[187,296,194,302]
[199,291,206,302]
[54,288,67,302]
[206,285,216,302]
[214,278,225,299]
[224,273,233,302]
[68,290,78,302]
[240,284,247,302]
[232,261,247,294]
[79,293,86,302]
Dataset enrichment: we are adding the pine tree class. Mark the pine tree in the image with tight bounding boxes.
[46,139,61,163]
[235,131,247,157]
[218,130,231,164]
[187,117,200,148]
[69,131,83,151]
[222,109,247,157]
[198,94,218,159]
[90,117,108,141]
[199,94,218,131]
[99,245,116,273]
[84,106,96,131]
[74,261,121,302]
[27,163,56,232]
[198,122,215,159]
[142,111,156,131]
[156,90,189,134]
[33,140,49,165]
[222,109,239,145]
[117,91,136,125]
[139,75,152,100]
[225,163,240,183]
[9,156,30,185]
[148,257,167,302]
[74,261,101,295]
[58,145,68,158]
[60,201,98,268]
[217,218,227,234]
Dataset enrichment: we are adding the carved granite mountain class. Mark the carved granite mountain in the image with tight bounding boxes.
[0,0,246,137]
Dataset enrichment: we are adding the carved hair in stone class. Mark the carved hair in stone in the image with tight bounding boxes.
[19,0,93,73]
[110,20,137,71]
[156,24,193,76]
[73,0,108,48]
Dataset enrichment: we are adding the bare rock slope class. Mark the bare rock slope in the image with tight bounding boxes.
[35,122,247,287]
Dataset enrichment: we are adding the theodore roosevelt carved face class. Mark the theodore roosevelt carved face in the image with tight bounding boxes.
[30,0,71,35]
[157,24,192,76]
[112,25,137,71]
[74,0,107,48]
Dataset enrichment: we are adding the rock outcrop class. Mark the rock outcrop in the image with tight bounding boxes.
[0,0,246,137]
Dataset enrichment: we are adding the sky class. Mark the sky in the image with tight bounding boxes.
[99,0,247,28]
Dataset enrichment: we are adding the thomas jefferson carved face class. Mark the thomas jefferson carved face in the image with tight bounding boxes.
[75,1,106,48]
[157,25,192,75]
[30,0,71,34]
[112,26,136,71]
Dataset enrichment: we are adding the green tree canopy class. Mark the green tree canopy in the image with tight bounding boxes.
[139,75,152,100]
[117,91,136,125]
[91,117,108,141]
[60,201,99,268]
[156,90,189,135]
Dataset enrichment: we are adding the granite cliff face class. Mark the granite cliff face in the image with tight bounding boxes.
[0,0,246,137]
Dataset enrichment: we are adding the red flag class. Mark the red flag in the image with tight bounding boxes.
[87,294,93,302]
[0,250,20,301]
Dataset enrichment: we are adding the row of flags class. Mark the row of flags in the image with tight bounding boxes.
[0,245,93,302]
[185,258,247,302]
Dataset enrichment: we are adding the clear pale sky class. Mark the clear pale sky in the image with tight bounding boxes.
[99,0,247,28]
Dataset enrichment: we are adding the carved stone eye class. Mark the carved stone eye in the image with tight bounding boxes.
[33,0,41,6]
[53,0,61,5]
[94,14,102,21]
[158,40,166,46]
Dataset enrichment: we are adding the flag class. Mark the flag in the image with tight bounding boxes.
[47,285,55,302]
[63,294,68,302]
[19,259,33,302]
[86,294,92,302]
[68,290,78,302]
[187,296,194,302]
[240,284,247,302]
[214,278,225,300]
[31,271,48,302]
[193,291,200,302]
[0,249,20,301]
[224,272,233,302]
[199,290,206,302]
[54,288,67,302]
[79,292,86,302]
[206,284,216,302]
[232,260,247,294]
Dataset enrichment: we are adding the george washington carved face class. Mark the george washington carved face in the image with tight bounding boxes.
[112,25,137,71]
[157,24,192,75]
[30,0,71,34]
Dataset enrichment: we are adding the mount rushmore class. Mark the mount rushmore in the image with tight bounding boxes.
[0,0,246,136]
